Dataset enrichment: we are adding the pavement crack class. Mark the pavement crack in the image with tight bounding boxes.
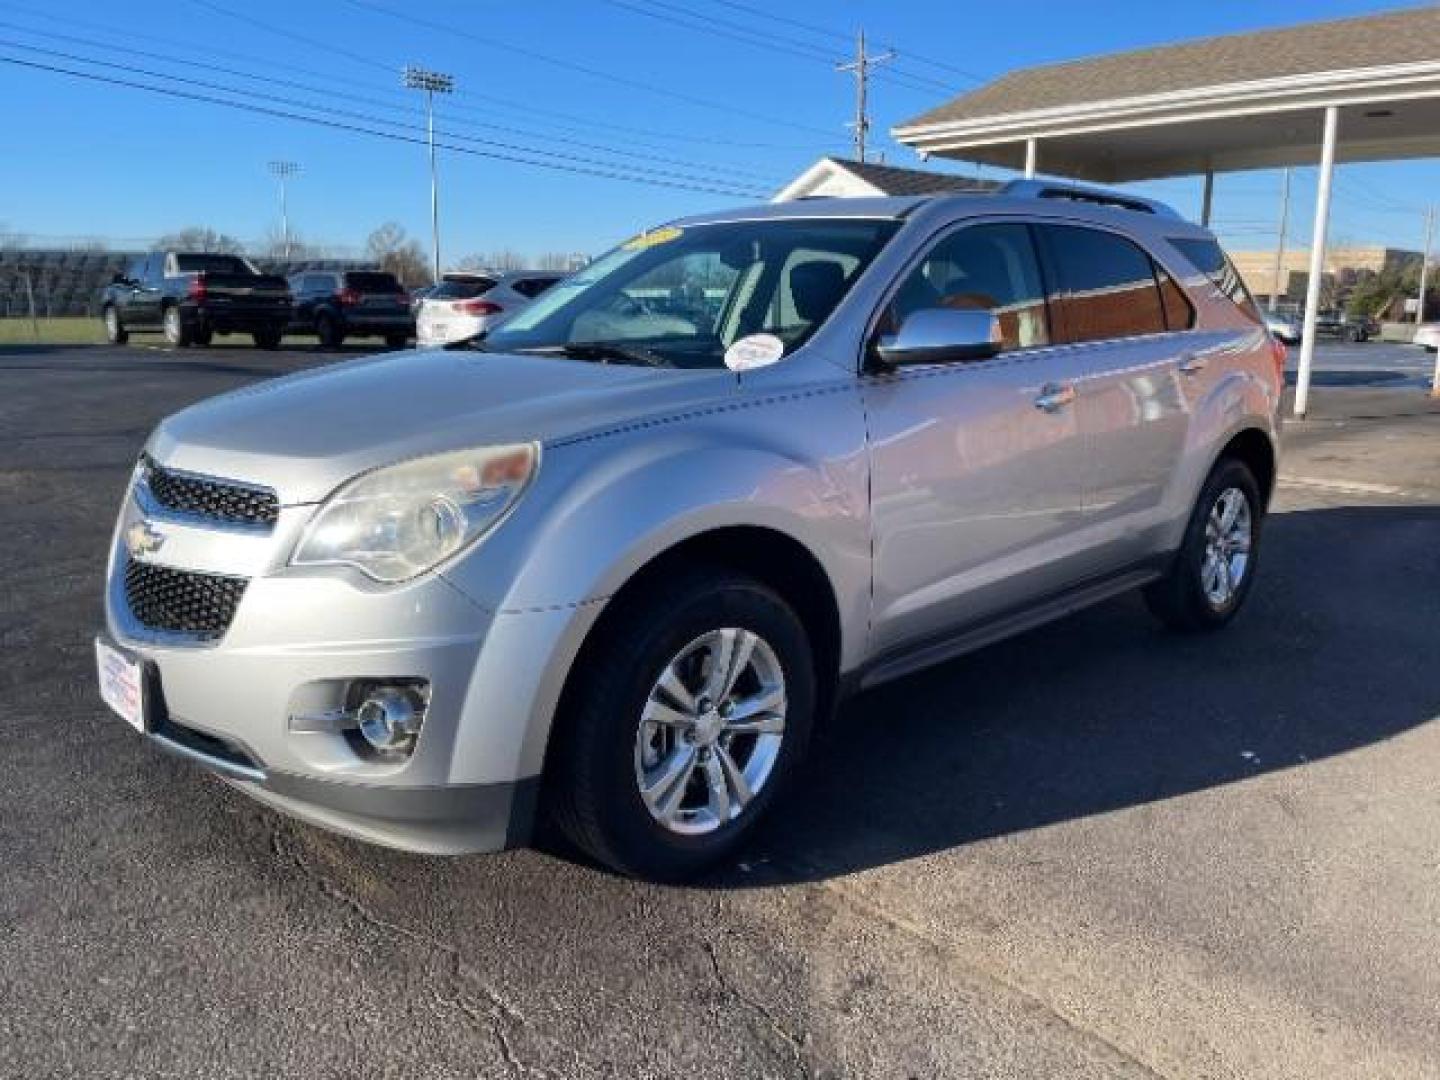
[812,877,1171,1080]
[267,821,546,1075]
[701,933,809,1078]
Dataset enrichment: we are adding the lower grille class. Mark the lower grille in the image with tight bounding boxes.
[123,560,249,641]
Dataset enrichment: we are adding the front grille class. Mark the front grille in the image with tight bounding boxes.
[141,455,279,528]
[123,560,249,640]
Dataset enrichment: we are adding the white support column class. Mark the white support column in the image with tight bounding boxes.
[1200,168,1214,227]
[1023,138,1037,179]
[1294,106,1339,419]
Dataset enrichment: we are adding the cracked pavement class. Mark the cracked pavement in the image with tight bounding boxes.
[2,342,1438,1078]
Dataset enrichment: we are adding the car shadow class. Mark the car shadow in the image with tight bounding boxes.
[691,503,1440,887]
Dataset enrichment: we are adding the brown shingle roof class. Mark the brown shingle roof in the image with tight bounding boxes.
[899,6,1440,130]
[831,157,995,195]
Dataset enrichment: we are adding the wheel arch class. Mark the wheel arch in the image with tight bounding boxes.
[1215,426,1277,508]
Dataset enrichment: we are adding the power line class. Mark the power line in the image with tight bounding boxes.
[338,0,840,138]
[0,0,819,153]
[0,53,769,199]
[600,0,959,96]
[0,21,787,186]
[698,0,989,85]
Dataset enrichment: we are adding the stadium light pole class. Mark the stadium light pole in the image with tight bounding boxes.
[267,160,300,259]
[403,65,454,282]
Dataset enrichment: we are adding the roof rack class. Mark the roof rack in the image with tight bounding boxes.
[999,179,1183,219]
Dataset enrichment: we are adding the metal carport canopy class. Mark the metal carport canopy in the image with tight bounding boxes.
[891,5,1440,416]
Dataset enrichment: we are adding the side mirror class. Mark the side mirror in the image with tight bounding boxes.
[873,307,1001,368]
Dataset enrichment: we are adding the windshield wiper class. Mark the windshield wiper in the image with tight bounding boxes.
[516,341,672,368]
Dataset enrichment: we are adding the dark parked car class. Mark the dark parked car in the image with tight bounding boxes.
[102,252,292,349]
[1315,309,1375,342]
[286,270,414,349]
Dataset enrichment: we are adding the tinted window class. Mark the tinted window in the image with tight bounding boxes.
[432,279,494,300]
[174,254,253,275]
[1169,237,1261,322]
[887,223,1049,351]
[1155,263,1195,331]
[344,271,403,293]
[511,276,561,299]
[1039,225,1167,343]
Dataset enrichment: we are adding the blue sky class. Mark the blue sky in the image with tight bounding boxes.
[0,0,1433,262]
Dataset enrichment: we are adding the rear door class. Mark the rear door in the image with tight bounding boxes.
[862,220,1089,654]
[130,254,165,327]
[1034,222,1196,565]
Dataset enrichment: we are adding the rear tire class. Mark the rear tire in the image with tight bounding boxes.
[193,327,213,347]
[1144,458,1263,633]
[103,305,128,345]
[316,312,344,350]
[385,333,409,350]
[162,304,191,348]
[252,327,283,350]
[546,566,816,881]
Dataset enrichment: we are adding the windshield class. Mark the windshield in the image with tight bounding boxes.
[482,218,900,369]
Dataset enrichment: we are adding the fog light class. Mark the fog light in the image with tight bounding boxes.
[355,686,426,755]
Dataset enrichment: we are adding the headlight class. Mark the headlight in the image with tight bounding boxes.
[291,443,537,583]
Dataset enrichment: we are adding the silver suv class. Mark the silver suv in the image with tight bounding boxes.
[96,181,1282,879]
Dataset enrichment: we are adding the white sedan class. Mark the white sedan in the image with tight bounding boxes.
[416,271,562,347]
[1414,323,1440,352]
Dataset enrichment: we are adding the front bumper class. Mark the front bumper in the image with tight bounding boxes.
[101,483,592,854]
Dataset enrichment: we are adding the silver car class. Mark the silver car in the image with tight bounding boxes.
[96,181,1282,879]
[416,270,562,347]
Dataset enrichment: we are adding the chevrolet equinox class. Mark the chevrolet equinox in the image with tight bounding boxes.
[97,181,1282,879]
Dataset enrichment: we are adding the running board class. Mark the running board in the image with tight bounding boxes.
[857,567,1161,692]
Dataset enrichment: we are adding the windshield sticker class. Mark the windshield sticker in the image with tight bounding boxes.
[724,333,786,372]
[622,225,683,251]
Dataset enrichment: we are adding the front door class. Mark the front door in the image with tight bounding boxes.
[862,221,1088,656]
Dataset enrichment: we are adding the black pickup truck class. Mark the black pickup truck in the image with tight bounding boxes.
[101,252,292,349]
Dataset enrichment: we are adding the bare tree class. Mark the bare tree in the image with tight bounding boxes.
[365,222,432,287]
[260,227,318,262]
[153,226,246,253]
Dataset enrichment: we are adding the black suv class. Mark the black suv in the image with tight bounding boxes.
[101,252,291,349]
[287,270,414,349]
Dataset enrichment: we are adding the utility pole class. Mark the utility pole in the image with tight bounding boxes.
[403,65,454,282]
[267,160,299,260]
[1415,204,1433,325]
[1269,167,1292,312]
[836,29,895,164]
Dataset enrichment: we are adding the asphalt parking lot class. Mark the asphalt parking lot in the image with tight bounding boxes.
[2,339,1438,1079]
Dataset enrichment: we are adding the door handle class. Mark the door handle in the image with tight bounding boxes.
[1178,354,1209,375]
[1033,382,1076,413]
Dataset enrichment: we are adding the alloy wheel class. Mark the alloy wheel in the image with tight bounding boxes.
[633,627,786,836]
[1200,486,1252,608]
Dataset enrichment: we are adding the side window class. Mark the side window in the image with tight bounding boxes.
[126,257,146,282]
[1169,237,1262,323]
[1154,262,1195,331]
[1038,224,1167,343]
[886,223,1049,352]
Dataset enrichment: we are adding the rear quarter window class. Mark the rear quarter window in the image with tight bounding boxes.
[1169,237,1261,323]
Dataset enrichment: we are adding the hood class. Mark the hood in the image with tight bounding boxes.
[149,349,738,503]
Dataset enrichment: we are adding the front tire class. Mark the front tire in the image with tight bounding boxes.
[385,332,410,350]
[546,567,816,880]
[1145,458,1263,632]
[103,305,128,345]
[162,304,191,347]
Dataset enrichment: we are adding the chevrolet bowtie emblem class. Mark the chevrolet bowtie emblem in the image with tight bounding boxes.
[125,520,167,559]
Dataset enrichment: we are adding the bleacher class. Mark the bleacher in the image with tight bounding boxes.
[0,250,377,319]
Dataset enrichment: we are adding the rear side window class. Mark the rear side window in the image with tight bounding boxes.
[1037,224,1167,343]
[1168,237,1261,323]
[174,254,252,275]
[344,272,403,293]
